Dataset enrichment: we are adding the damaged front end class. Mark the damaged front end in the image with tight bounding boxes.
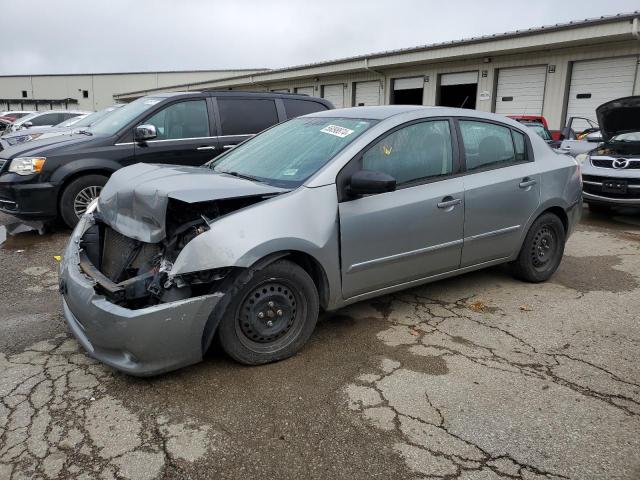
[78,195,272,309]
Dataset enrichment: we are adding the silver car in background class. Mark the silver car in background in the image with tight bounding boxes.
[580,96,640,212]
[58,106,582,376]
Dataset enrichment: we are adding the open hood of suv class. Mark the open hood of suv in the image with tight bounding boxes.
[98,163,289,243]
[596,96,640,142]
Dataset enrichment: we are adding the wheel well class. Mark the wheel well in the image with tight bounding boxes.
[280,251,331,310]
[541,206,568,233]
[57,169,113,210]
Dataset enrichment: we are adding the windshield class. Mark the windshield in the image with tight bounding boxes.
[89,98,162,136]
[210,117,377,188]
[525,124,551,140]
[611,131,640,142]
[63,106,121,129]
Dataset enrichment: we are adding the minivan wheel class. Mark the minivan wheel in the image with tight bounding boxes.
[217,260,319,365]
[60,174,108,228]
[511,213,565,283]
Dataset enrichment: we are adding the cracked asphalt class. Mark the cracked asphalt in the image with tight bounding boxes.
[1,208,639,480]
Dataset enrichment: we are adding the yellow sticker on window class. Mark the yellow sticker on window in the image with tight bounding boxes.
[383,145,393,156]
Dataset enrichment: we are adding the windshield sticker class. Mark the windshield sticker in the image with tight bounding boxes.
[320,125,355,138]
[143,99,161,105]
[282,168,298,176]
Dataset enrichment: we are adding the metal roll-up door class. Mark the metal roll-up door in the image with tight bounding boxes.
[322,84,344,108]
[271,89,290,93]
[354,81,381,106]
[566,56,638,122]
[393,77,423,90]
[440,71,478,86]
[495,65,547,116]
[295,86,315,96]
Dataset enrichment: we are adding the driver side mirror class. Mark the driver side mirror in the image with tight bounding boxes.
[349,170,396,196]
[23,121,33,129]
[134,124,157,142]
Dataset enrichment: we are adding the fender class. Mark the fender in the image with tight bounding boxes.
[170,184,344,310]
[50,158,123,184]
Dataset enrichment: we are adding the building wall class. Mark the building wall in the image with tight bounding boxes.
[0,70,263,111]
[187,40,640,130]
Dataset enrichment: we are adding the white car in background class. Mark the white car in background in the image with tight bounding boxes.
[2,110,90,135]
[1,105,124,145]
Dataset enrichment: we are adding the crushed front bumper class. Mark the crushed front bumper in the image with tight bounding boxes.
[59,215,223,376]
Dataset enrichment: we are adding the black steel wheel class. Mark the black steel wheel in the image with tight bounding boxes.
[511,213,565,283]
[217,260,319,365]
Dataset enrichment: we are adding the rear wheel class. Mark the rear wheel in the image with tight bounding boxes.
[59,174,108,228]
[217,260,319,365]
[511,213,565,283]
[587,203,612,214]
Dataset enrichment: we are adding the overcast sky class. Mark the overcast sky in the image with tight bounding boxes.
[1,0,638,75]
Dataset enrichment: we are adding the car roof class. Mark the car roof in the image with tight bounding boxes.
[147,90,331,102]
[307,105,529,123]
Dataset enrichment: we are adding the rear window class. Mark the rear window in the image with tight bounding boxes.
[218,98,279,136]
[283,99,328,119]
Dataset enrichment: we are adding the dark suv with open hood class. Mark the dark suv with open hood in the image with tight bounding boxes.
[0,91,332,227]
[580,96,640,212]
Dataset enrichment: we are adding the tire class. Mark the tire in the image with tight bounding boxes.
[587,203,611,214]
[59,174,108,228]
[217,260,319,365]
[511,213,566,283]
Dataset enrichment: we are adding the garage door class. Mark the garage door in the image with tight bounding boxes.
[440,71,478,86]
[495,65,547,116]
[354,81,381,106]
[322,84,345,108]
[295,86,314,96]
[271,89,290,93]
[566,56,638,122]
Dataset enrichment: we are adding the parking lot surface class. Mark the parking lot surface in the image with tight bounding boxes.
[1,210,639,480]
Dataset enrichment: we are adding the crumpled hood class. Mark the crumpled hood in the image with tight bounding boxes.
[98,163,288,243]
[596,96,640,141]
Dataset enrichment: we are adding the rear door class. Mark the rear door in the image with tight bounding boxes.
[213,97,281,151]
[133,98,218,166]
[457,119,540,266]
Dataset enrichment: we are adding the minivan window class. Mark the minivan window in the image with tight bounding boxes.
[90,97,164,136]
[459,120,516,171]
[218,98,279,136]
[362,120,453,185]
[144,100,209,140]
[283,99,328,118]
[211,117,376,188]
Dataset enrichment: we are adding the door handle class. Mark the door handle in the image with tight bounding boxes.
[437,197,462,209]
[519,178,537,189]
[196,146,217,151]
[222,144,236,150]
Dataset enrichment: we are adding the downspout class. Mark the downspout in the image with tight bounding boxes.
[632,17,640,40]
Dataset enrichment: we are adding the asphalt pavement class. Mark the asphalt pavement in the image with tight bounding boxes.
[1,209,639,480]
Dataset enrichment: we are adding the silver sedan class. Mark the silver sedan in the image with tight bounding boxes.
[58,106,582,375]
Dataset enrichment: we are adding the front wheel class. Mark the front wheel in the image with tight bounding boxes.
[60,174,108,228]
[511,213,566,283]
[217,260,319,365]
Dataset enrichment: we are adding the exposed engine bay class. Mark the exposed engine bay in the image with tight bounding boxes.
[78,196,271,309]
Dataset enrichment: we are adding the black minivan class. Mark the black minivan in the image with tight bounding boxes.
[0,91,332,227]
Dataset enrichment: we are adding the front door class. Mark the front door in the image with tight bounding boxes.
[457,119,541,266]
[134,99,218,166]
[339,119,464,299]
